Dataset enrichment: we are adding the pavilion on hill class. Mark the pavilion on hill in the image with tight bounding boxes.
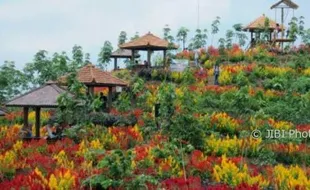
[5,83,72,138]
[58,64,128,109]
[119,32,178,68]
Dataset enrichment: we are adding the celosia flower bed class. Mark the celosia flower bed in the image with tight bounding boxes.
[1,58,310,189]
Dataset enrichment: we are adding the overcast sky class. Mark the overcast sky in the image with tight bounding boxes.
[0,0,309,70]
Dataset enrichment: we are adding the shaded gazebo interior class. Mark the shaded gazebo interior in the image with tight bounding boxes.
[110,49,140,70]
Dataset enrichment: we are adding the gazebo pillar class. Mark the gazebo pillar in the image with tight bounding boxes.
[107,86,113,110]
[35,107,41,138]
[163,50,167,68]
[147,49,151,68]
[269,31,272,41]
[114,58,118,70]
[88,86,94,96]
[131,50,135,64]
[23,107,29,128]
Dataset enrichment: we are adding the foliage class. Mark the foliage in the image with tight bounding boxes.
[0,61,27,102]
[98,41,113,70]
[118,31,127,45]
[189,29,208,50]
[177,27,190,50]
[211,16,221,46]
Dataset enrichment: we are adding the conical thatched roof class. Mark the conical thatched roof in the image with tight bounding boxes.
[244,14,285,32]
[110,49,140,58]
[271,0,298,9]
[58,64,128,87]
[119,32,178,50]
[6,84,71,108]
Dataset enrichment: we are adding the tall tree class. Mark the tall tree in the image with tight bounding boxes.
[301,29,310,45]
[23,50,71,87]
[225,30,234,49]
[211,16,221,46]
[72,45,84,68]
[233,24,248,47]
[84,53,91,64]
[98,41,113,70]
[176,27,190,50]
[163,24,175,49]
[0,61,27,102]
[23,50,53,86]
[118,31,127,45]
[131,32,140,41]
[189,29,208,50]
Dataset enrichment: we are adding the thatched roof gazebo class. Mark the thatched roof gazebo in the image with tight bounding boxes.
[5,83,72,138]
[119,32,178,68]
[243,14,285,41]
[58,64,128,109]
[110,49,140,70]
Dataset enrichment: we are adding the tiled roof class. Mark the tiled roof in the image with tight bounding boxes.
[59,64,128,87]
[5,84,71,107]
[119,32,178,50]
[0,107,8,116]
[244,14,285,31]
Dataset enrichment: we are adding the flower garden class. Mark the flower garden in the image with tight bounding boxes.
[0,46,310,189]
[1,44,310,189]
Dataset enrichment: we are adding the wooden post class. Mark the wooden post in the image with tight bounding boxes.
[114,58,118,70]
[131,50,135,65]
[281,7,284,50]
[23,107,29,128]
[163,50,167,68]
[35,107,41,138]
[107,86,113,110]
[88,86,94,96]
[147,49,151,68]
[269,31,272,42]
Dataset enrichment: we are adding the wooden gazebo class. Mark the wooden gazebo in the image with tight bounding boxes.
[271,0,298,48]
[119,32,178,68]
[59,64,128,109]
[243,14,285,44]
[110,49,140,70]
[5,83,72,138]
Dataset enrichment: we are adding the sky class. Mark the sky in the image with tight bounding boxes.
[0,0,309,70]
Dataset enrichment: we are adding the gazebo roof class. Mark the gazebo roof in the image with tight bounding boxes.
[243,14,285,32]
[0,107,8,116]
[119,32,178,50]
[59,64,128,87]
[271,0,298,9]
[5,84,71,108]
[110,49,140,58]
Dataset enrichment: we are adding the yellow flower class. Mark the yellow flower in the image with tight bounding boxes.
[90,139,103,150]
[212,155,269,188]
[13,140,23,152]
[273,164,310,190]
[53,150,74,169]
